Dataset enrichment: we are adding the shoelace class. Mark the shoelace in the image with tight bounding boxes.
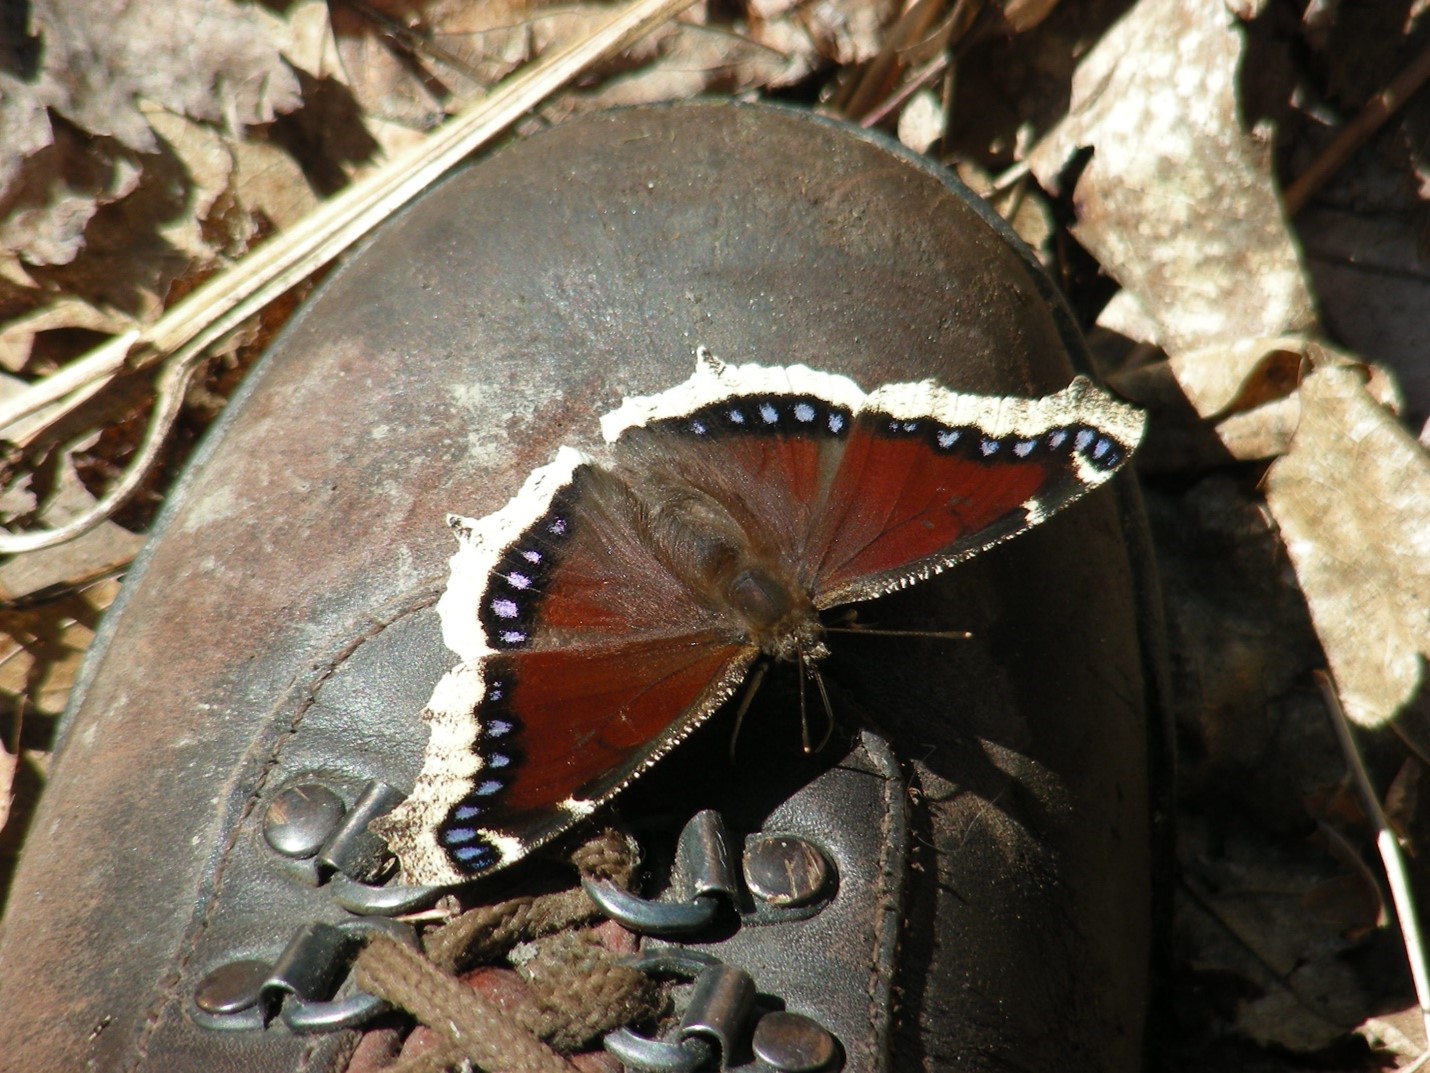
[353,829,663,1073]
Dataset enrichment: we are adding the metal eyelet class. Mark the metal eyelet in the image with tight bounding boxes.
[586,809,838,935]
[260,777,442,913]
[585,810,740,936]
[191,916,419,1032]
[605,948,753,1071]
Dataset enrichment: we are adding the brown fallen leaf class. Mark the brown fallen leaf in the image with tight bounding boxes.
[1109,335,1313,467]
[609,25,797,106]
[1357,1008,1427,1066]
[796,0,897,66]
[1179,816,1371,1054]
[1,0,302,268]
[0,300,135,375]
[1027,0,1316,358]
[1264,364,1430,728]
[30,0,300,147]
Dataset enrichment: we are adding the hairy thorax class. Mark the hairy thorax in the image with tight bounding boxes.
[630,467,828,664]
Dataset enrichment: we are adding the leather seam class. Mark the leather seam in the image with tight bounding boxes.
[862,730,907,1073]
[127,582,442,1069]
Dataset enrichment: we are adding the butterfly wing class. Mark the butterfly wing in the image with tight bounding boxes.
[602,358,1145,609]
[380,362,1144,886]
[600,360,864,584]
[375,449,754,886]
[808,376,1146,607]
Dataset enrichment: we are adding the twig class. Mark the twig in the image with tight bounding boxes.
[0,0,692,438]
[1284,38,1430,216]
[0,0,693,551]
[0,347,205,556]
[859,53,951,129]
[1317,669,1430,1045]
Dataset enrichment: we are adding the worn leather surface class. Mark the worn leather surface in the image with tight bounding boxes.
[630,729,910,1073]
[0,101,1161,1072]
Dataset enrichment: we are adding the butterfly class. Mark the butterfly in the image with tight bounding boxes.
[373,353,1145,886]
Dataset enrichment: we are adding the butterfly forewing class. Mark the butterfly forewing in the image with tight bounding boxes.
[429,639,753,876]
[807,378,1143,606]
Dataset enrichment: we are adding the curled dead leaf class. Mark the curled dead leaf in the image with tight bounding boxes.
[1027,0,1316,357]
[1264,364,1430,727]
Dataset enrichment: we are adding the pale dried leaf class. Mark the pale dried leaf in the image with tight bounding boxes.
[28,0,301,150]
[0,129,143,268]
[744,15,823,87]
[0,0,302,271]
[1358,1009,1427,1062]
[580,22,799,109]
[1235,958,1368,1051]
[1168,336,1311,418]
[1163,335,1309,461]
[0,519,145,604]
[1264,364,1430,727]
[227,138,322,234]
[1209,395,1301,461]
[0,581,118,723]
[898,88,944,153]
[0,724,14,835]
[998,0,1063,35]
[0,72,54,200]
[331,4,447,129]
[1027,0,1316,357]
[801,0,897,65]
[0,253,37,292]
[141,107,238,264]
[261,0,340,80]
[748,0,800,17]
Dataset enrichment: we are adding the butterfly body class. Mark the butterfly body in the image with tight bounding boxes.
[374,355,1145,887]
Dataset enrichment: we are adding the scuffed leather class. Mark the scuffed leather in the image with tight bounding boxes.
[0,101,1160,1073]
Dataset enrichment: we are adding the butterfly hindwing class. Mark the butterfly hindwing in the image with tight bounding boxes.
[374,449,754,886]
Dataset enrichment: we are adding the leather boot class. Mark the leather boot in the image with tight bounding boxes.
[0,100,1167,1073]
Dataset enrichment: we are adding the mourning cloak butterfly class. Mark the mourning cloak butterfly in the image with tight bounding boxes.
[374,353,1145,886]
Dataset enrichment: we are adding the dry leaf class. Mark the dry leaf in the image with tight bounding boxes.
[0,0,301,271]
[330,3,448,129]
[1264,364,1430,727]
[0,300,135,375]
[898,88,944,153]
[997,0,1063,35]
[1357,1009,1427,1063]
[1179,818,1371,1053]
[27,0,301,149]
[1027,0,1316,357]
[0,716,15,835]
[577,22,798,109]
[799,0,897,65]
[0,128,143,269]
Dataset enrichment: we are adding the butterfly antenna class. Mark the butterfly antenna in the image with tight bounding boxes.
[809,663,836,754]
[825,608,971,642]
[796,648,811,753]
[728,659,770,762]
[825,626,974,641]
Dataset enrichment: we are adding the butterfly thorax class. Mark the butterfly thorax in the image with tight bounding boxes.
[726,564,828,664]
[629,464,827,665]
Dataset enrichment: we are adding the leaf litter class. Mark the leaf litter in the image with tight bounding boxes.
[1,0,1429,1067]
